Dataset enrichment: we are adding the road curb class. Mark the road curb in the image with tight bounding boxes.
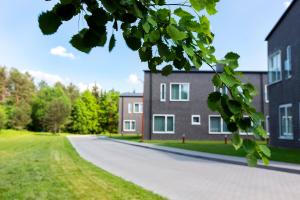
[103,137,300,175]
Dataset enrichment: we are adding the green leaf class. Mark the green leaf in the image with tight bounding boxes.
[183,45,195,57]
[243,139,256,154]
[162,65,173,76]
[227,122,238,132]
[139,46,152,62]
[123,33,141,51]
[70,29,92,53]
[142,22,151,33]
[246,153,258,167]
[174,8,194,19]
[227,100,242,114]
[261,155,270,165]
[225,52,240,60]
[231,133,243,150]
[149,30,160,42]
[259,145,271,157]
[157,9,170,22]
[212,74,222,87]
[189,0,205,11]
[166,25,187,41]
[109,34,116,52]
[158,43,170,58]
[205,0,219,15]
[207,92,221,111]
[55,3,77,21]
[219,73,238,88]
[38,11,62,35]
[147,16,157,27]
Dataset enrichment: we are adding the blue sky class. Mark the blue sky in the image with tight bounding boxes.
[0,0,292,92]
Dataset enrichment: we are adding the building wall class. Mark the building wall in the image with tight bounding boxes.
[118,96,143,134]
[143,71,268,140]
[267,0,300,148]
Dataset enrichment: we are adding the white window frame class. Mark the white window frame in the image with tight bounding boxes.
[214,86,228,95]
[128,103,132,114]
[208,115,231,134]
[279,103,293,140]
[133,102,143,113]
[170,83,190,101]
[152,114,175,134]
[191,115,201,125]
[123,120,136,132]
[264,84,269,103]
[160,83,166,102]
[284,45,292,79]
[268,50,282,85]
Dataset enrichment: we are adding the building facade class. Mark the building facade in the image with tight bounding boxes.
[143,70,269,140]
[118,92,143,134]
[266,0,300,148]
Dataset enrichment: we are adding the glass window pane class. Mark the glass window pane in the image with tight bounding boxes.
[154,116,165,132]
[181,84,189,100]
[210,117,221,132]
[193,116,200,123]
[131,121,136,130]
[287,106,293,135]
[140,104,143,113]
[161,84,165,100]
[167,116,174,132]
[223,120,229,132]
[134,104,139,112]
[279,107,285,136]
[171,84,180,100]
[125,121,130,130]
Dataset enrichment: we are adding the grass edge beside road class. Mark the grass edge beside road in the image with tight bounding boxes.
[107,134,300,165]
[0,130,165,200]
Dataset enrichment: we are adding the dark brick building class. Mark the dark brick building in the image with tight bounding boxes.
[266,0,300,148]
[118,92,143,134]
[143,70,269,140]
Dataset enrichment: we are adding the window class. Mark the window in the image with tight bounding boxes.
[160,83,166,101]
[284,45,292,79]
[133,103,143,113]
[264,85,269,103]
[170,83,189,101]
[123,120,136,131]
[191,115,201,125]
[279,104,293,139]
[214,86,228,95]
[128,103,132,113]
[209,116,230,134]
[153,114,175,133]
[266,115,270,135]
[268,51,281,84]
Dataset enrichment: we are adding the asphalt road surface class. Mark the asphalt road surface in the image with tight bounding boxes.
[68,136,300,200]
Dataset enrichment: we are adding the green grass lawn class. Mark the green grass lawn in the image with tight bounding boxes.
[108,134,300,165]
[0,130,165,200]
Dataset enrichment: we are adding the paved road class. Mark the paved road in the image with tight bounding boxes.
[68,136,300,200]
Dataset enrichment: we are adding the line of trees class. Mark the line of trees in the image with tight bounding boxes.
[0,66,119,134]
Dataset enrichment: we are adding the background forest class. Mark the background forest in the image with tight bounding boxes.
[0,66,119,134]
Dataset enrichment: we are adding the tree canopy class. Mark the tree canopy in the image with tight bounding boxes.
[38,0,269,166]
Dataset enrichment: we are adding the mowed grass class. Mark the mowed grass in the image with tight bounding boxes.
[0,130,165,200]
[108,134,300,165]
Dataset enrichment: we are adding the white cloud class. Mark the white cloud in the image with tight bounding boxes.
[50,46,75,59]
[128,74,142,85]
[26,70,65,85]
[77,82,102,92]
[283,0,291,8]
